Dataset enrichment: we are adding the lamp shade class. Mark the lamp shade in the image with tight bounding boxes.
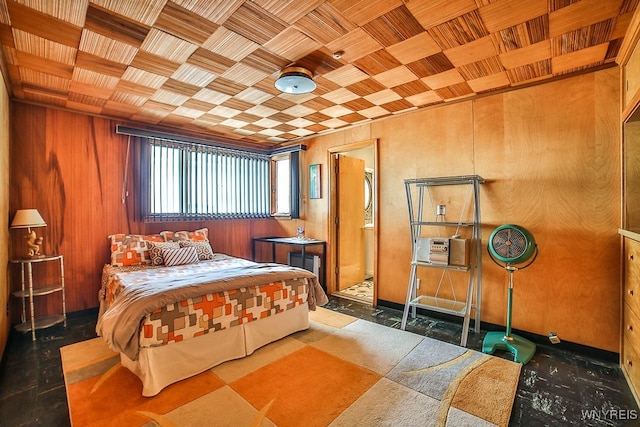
[10,209,47,228]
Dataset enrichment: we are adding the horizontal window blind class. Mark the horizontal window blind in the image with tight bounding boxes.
[144,137,270,220]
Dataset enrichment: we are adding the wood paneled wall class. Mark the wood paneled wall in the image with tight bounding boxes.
[302,67,621,352]
[7,66,621,352]
[0,68,10,359]
[475,69,620,351]
[8,105,285,323]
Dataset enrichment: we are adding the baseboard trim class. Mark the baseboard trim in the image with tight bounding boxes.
[67,307,99,319]
[376,299,619,364]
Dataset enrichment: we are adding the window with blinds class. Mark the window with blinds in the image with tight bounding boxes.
[142,137,272,220]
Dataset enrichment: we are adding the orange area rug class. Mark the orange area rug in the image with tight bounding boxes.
[61,308,521,426]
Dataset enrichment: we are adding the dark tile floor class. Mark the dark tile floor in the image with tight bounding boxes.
[0,295,638,426]
[0,310,97,426]
[324,297,640,427]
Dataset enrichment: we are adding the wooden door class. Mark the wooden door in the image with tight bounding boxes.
[337,154,365,290]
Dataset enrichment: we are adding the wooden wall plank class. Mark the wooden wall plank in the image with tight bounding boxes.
[7,67,622,352]
[7,104,283,323]
[0,63,10,358]
[300,67,620,352]
[373,102,475,305]
[476,67,620,351]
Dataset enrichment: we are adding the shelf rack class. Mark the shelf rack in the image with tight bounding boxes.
[10,254,66,341]
[401,175,484,347]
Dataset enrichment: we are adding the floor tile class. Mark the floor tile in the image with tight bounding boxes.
[0,296,637,426]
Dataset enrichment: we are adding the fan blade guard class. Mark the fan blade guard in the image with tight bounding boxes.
[488,224,536,264]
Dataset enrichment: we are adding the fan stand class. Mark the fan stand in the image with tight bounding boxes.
[482,264,536,364]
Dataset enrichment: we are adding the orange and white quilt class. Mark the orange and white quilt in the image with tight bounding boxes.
[96,254,327,360]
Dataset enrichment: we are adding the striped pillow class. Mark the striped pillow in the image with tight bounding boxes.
[161,246,199,267]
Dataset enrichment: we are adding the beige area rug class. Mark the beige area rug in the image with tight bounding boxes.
[61,308,521,427]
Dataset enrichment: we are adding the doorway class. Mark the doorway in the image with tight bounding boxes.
[328,140,377,305]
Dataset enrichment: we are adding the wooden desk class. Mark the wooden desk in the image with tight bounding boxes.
[252,236,326,289]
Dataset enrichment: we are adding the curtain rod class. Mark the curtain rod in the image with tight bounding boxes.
[115,125,306,155]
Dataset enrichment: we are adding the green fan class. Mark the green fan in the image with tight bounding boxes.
[482,224,538,364]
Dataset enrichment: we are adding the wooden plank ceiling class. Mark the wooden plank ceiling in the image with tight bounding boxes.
[0,0,637,149]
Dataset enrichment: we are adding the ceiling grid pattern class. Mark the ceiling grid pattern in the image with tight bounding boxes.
[0,0,636,149]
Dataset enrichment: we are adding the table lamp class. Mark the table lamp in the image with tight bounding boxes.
[11,209,47,258]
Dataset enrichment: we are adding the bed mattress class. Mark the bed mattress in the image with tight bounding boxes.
[97,253,325,360]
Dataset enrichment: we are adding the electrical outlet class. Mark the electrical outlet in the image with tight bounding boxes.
[416,278,421,289]
[548,332,561,344]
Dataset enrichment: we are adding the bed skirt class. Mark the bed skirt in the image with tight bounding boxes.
[120,302,310,396]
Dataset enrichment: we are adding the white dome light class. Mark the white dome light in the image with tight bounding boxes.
[275,66,316,94]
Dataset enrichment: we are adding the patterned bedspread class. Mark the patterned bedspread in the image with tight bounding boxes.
[97,254,328,360]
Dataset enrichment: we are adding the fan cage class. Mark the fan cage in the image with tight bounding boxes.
[492,228,526,258]
[488,224,536,265]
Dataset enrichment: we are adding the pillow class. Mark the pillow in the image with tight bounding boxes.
[160,230,180,242]
[161,246,199,267]
[161,228,209,242]
[176,227,209,242]
[179,240,214,260]
[109,233,164,267]
[148,241,180,265]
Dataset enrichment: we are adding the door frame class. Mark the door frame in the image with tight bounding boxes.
[327,139,379,304]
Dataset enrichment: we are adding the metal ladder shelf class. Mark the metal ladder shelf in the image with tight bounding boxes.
[401,175,484,347]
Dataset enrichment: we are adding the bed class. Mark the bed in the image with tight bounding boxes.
[96,229,328,396]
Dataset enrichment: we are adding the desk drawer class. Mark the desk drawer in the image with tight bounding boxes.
[625,303,640,348]
[623,303,640,403]
[625,238,640,316]
[623,333,640,402]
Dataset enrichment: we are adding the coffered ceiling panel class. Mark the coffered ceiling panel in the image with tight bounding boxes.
[0,0,636,150]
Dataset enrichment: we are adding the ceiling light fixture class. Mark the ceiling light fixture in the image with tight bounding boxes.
[275,66,316,94]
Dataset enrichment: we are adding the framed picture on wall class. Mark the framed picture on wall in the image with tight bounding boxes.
[310,164,321,199]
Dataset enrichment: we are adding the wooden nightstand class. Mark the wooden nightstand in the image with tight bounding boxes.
[10,255,66,341]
